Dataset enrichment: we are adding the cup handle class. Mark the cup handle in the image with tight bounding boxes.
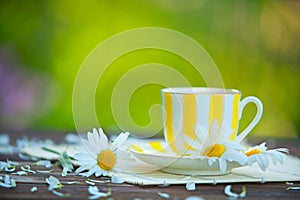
[236,96,263,143]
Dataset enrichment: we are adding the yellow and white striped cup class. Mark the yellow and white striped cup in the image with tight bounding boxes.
[162,87,263,155]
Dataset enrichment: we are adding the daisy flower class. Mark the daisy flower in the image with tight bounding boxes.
[188,119,248,173]
[75,128,129,177]
[245,142,289,171]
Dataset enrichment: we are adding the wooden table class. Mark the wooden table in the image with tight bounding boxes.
[0,131,299,200]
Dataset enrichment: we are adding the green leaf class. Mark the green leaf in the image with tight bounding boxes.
[42,147,74,176]
[59,151,74,176]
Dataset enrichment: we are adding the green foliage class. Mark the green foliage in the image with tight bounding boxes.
[0,0,299,137]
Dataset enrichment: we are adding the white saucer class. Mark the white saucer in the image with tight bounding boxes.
[129,141,241,176]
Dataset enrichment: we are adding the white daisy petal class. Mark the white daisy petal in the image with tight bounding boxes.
[275,148,289,153]
[76,160,97,168]
[158,192,170,199]
[75,166,87,174]
[258,142,267,151]
[268,150,284,164]
[224,185,238,198]
[211,120,219,141]
[111,132,129,151]
[31,186,38,192]
[46,176,63,190]
[82,140,98,158]
[87,131,102,154]
[34,160,52,168]
[74,153,95,161]
[208,158,216,166]
[247,155,256,165]
[224,185,246,198]
[86,165,101,177]
[88,186,111,200]
[75,164,95,174]
[219,158,227,173]
[261,154,269,170]
[92,129,102,149]
[186,182,196,191]
[256,154,267,171]
[223,150,247,165]
[95,169,105,177]
[75,156,97,165]
[194,126,207,146]
[0,175,16,188]
[98,128,109,149]
[87,131,96,146]
[219,126,234,142]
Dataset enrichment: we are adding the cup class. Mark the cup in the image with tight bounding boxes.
[161,87,263,155]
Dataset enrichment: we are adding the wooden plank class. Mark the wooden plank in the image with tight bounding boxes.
[0,131,300,199]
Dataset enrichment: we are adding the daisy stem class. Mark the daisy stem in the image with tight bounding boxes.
[42,147,75,160]
[42,147,61,155]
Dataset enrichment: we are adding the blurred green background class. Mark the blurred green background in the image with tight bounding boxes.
[0,0,299,138]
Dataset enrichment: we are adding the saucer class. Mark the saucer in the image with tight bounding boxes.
[129,141,241,176]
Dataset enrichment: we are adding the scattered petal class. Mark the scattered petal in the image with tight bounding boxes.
[31,186,38,192]
[21,165,36,174]
[85,180,96,186]
[34,160,52,168]
[224,185,246,198]
[66,181,80,185]
[88,186,111,200]
[12,171,28,176]
[51,189,71,197]
[87,178,110,183]
[4,165,16,172]
[224,185,238,198]
[0,175,16,188]
[186,182,196,191]
[45,176,70,197]
[158,192,170,199]
[46,176,63,191]
[287,187,300,190]
[0,160,18,172]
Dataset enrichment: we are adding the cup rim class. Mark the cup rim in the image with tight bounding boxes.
[161,87,241,95]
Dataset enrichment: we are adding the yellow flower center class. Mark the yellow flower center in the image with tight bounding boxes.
[97,150,116,170]
[205,144,225,158]
[245,149,261,156]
